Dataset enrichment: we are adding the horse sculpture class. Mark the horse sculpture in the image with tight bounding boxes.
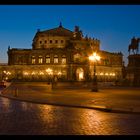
[128,37,140,55]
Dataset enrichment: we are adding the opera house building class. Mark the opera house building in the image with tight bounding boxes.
[0,23,123,83]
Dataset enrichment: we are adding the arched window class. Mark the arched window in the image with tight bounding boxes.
[62,55,66,64]
[38,55,43,64]
[31,56,36,64]
[46,55,50,64]
[54,55,58,64]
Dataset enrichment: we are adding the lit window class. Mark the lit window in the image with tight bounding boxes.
[31,56,36,64]
[54,55,58,64]
[62,55,66,64]
[38,56,43,64]
[46,55,50,63]
[62,58,66,64]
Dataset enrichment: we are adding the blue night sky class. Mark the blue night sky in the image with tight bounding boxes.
[0,5,140,65]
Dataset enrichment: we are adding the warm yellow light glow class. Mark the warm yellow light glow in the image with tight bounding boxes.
[89,52,100,62]
[7,72,11,75]
[105,73,108,76]
[89,55,95,61]
[46,68,53,75]
[31,72,35,75]
[24,72,29,75]
[112,73,115,76]
[108,73,116,76]
[100,72,104,75]
[58,72,62,75]
[3,71,6,73]
[79,72,84,80]
[39,72,44,75]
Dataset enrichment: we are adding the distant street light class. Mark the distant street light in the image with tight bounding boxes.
[89,52,100,92]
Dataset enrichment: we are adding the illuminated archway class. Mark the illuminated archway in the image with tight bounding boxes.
[76,68,84,81]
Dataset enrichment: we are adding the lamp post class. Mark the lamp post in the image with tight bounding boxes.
[89,52,100,92]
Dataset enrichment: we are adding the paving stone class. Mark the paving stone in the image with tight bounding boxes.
[0,97,140,135]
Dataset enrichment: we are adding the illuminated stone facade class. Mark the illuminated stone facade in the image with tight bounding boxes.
[1,24,123,82]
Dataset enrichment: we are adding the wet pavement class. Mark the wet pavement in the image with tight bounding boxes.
[1,82,140,114]
[0,97,140,135]
[1,82,140,135]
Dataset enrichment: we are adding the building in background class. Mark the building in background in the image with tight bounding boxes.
[1,23,123,83]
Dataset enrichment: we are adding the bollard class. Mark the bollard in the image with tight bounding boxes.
[47,82,52,92]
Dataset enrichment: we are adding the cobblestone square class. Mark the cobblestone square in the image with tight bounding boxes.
[0,83,140,135]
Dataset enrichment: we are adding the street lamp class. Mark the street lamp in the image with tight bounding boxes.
[89,52,100,92]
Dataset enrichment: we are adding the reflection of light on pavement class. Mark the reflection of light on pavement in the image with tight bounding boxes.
[21,102,28,111]
[0,98,11,112]
[75,109,108,132]
[38,105,56,123]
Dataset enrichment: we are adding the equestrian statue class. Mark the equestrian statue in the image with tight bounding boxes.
[128,37,140,55]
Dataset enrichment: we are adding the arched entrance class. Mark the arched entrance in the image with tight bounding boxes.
[76,68,84,81]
